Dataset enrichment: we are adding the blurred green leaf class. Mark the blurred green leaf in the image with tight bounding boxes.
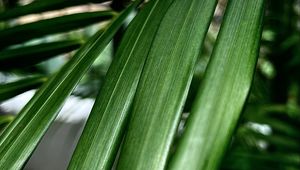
[0,76,46,101]
[0,115,14,130]
[223,151,300,170]
[0,5,133,169]
[168,0,265,169]
[244,107,300,139]
[0,40,83,70]
[0,11,114,49]
[0,0,108,21]
[253,132,300,152]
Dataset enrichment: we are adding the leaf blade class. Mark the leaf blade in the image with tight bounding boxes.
[0,0,108,21]
[0,5,133,169]
[116,0,218,169]
[0,76,46,101]
[0,40,82,70]
[0,11,114,49]
[68,0,176,169]
[168,0,265,169]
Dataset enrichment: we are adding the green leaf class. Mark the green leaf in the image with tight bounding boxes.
[0,115,14,130]
[0,40,83,70]
[68,0,175,169]
[116,0,218,169]
[225,152,300,168]
[245,112,300,140]
[252,131,300,152]
[0,11,114,49]
[168,0,265,170]
[0,5,134,169]
[0,0,108,21]
[0,76,47,102]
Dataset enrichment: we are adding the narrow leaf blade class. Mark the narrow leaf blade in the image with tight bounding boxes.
[168,0,265,169]
[0,76,46,101]
[116,0,218,169]
[0,11,114,49]
[0,0,108,21]
[0,6,132,169]
[0,40,82,70]
[68,0,175,169]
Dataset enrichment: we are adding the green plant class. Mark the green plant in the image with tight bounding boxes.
[0,0,299,169]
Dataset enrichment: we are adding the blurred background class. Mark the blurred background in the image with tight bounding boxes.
[0,0,299,169]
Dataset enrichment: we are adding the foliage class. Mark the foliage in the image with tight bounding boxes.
[0,0,299,169]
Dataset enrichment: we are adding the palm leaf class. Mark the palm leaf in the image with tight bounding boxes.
[68,0,175,169]
[0,40,83,70]
[0,0,108,21]
[116,0,218,169]
[0,11,114,49]
[0,115,14,130]
[0,4,134,169]
[168,0,265,169]
[0,76,46,101]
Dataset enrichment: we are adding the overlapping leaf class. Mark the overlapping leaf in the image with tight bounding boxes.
[0,116,14,130]
[116,0,218,169]
[0,76,46,101]
[68,0,175,169]
[0,4,134,169]
[168,0,265,169]
[0,40,82,70]
[0,0,108,21]
[0,11,114,49]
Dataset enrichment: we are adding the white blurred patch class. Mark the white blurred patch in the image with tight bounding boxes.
[0,90,95,170]
[247,122,272,136]
[0,90,94,123]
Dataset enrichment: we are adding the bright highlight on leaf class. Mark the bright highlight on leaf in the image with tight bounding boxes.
[0,0,108,21]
